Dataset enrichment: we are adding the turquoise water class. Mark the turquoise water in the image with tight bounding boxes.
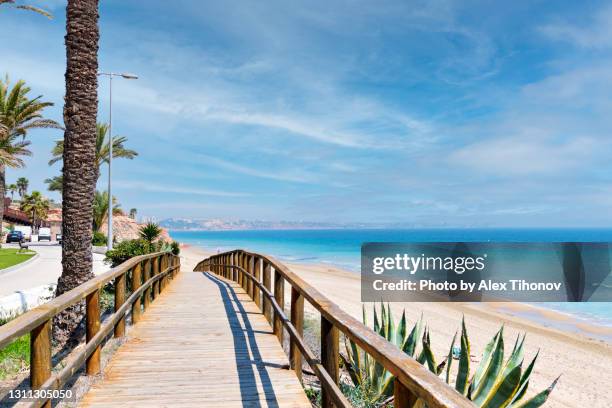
[172,228,612,326]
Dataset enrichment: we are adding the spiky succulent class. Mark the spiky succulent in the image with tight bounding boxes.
[343,304,559,407]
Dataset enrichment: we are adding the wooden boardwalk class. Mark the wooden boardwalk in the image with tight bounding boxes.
[80,271,311,408]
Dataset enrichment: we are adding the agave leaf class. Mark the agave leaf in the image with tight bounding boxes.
[446,331,457,384]
[502,334,525,379]
[379,371,395,399]
[421,328,438,374]
[511,350,539,405]
[387,303,396,343]
[456,319,470,395]
[509,376,560,408]
[349,338,363,385]
[472,328,505,404]
[481,365,522,408]
[471,326,502,392]
[381,303,387,337]
[402,318,420,357]
[373,305,380,333]
[397,310,407,346]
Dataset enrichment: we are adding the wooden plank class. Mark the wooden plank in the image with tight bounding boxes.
[30,319,51,408]
[273,268,284,343]
[80,271,310,407]
[86,290,101,375]
[290,287,304,381]
[321,316,339,408]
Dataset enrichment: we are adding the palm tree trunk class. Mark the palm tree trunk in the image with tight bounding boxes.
[0,164,5,236]
[53,0,100,345]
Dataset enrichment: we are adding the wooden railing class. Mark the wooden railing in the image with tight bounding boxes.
[195,250,475,408]
[0,251,180,408]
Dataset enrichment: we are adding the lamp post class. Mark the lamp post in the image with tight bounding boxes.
[97,72,138,249]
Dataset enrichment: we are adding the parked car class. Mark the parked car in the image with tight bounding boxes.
[6,230,24,243]
[38,227,52,241]
[56,233,62,243]
[14,225,32,242]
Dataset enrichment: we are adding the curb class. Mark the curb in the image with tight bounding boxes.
[0,252,40,277]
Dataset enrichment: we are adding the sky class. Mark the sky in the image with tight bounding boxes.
[1,0,612,227]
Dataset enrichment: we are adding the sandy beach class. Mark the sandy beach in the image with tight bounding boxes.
[181,244,612,408]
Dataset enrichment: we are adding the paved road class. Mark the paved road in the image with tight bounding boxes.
[0,244,110,297]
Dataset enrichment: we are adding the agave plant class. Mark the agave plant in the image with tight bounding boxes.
[344,304,559,408]
[344,303,424,405]
[437,320,559,408]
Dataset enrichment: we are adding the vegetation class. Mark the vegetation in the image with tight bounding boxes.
[92,190,122,232]
[343,304,558,408]
[19,191,50,232]
[0,331,29,380]
[44,175,63,195]
[6,182,17,199]
[139,222,162,244]
[49,122,137,182]
[0,247,35,269]
[92,231,107,246]
[54,0,101,345]
[105,239,157,267]
[0,77,59,232]
[0,0,52,18]
[16,176,28,198]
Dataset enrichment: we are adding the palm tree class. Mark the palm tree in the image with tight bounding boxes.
[49,122,137,181]
[44,175,63,195]
[16,176,28,198]
[7,183,17,200]
[20,191,50,232]
[139,222,162,244]
[54,0,100,345]
[1,77,60,231]
[92,190,121,232]
[0,0,52,18]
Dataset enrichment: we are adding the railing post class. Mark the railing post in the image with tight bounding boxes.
[273,267,284,343]
[161,253,167,291]
[86,289,101,375]
[247,255,254,299]
[30,319,51,408]
[394,380,418,408]
[143,258,151,310]
[236,253,242,286]
[321,316,339,408]
[254,257,262,309]
[242,253,248,291]
[114,271,126,337]
[152,256,159,298]
[263,261,272,324]
[132,262,142,324]
[290,286,304,381]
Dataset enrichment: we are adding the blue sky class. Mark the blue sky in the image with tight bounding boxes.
[1,0,612,226]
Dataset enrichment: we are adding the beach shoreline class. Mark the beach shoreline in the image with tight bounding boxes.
[181,243,612,407]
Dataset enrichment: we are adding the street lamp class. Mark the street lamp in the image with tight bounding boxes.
[97,72,138,249]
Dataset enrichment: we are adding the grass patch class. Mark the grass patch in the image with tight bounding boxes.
[0,319,30,380]
[0,248,36,270]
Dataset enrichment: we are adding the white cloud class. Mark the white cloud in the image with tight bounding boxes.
[449,135,597,176]
[540,5,612,49]
[114,181,251,197]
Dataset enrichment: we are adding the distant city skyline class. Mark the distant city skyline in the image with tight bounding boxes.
[1,1,612,226]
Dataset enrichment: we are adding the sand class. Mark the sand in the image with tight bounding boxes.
[180,245,612,408]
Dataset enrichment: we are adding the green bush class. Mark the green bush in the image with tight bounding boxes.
[92,231,107,246]
[104,239,152,267]
[170,241,180,255]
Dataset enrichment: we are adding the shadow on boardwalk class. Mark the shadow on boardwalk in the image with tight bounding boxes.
[205,272,280,408]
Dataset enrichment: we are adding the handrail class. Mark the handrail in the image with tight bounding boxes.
[0,250,181,408]
[195,250,475,408]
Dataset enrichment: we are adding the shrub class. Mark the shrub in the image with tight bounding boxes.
[343,304,559,407]
[104,239,152,267]
[170,241,180,255]
[92,231,107,246]
[139,222,162,244]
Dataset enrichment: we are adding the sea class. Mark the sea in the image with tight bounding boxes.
[171,228,612,328]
